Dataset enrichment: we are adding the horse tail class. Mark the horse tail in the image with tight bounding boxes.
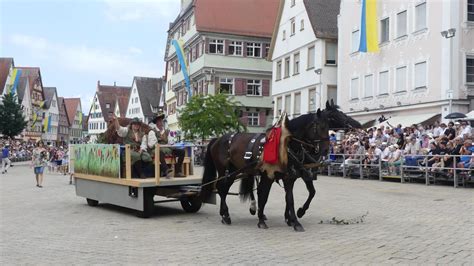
[200,138,218,201]
[239,174,254,202]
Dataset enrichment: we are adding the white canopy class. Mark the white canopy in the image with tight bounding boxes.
[378,113,439,128]
[465,110,474,120]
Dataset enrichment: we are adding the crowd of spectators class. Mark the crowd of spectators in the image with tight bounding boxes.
[330,120,474,175]
[0,139,35,161]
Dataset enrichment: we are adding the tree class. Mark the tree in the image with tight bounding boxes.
[0,93,28,139]
[178,94,246,141]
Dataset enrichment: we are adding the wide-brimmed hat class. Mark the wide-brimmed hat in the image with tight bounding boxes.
[130,117,141,125]
[151,111,166,123]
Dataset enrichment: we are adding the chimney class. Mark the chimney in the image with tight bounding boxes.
[97,80,100,91]
[114,81,116,86]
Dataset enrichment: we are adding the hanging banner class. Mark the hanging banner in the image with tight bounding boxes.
[359,0,379,53]
[171,39,192,97]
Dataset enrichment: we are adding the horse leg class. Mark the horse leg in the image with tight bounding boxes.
[216,178,233,225]
[283,178,304,232]
[249,189,257,216]
[257,174,273,229]
[297,179,316,218]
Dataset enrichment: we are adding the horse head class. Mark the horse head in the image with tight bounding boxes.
[324,99,362,130]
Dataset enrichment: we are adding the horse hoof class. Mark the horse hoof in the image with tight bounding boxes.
[262,215,267,221]
[297,208,306,218]
[249,208,256,215]
[221,216,232,225]
[285,219,293,227]
[257,221,268,229]
[293,224,305,232]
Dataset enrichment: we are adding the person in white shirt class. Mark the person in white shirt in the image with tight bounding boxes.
[460,121,472,138]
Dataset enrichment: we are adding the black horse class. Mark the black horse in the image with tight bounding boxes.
[241,100,362,231]
[201,110,330,231]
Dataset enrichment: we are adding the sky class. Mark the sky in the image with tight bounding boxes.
[0,0,180,112]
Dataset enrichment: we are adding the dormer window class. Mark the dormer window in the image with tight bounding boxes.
[106,103,110,109]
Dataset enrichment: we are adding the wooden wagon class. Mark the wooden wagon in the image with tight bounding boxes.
[72,144,213,218]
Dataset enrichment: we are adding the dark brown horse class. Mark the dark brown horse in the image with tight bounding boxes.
[200,113,293,229]
[201,111,330,231]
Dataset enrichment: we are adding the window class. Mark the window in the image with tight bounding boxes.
[282,30,286,40]
[414,61,427,89]
[469,0,474,21]
[276,60,282,80]
[352,30,360,53]
[105,103,110,109]
[284,57,290,78]
[380,17,390,43]
[229,41,242,56]
[467,56,474,83]
[415,2,426,31]
[246,42,261,57]
[265,44,270,58]
[307,46,315,69]
[396,66,407,92]
[293,53,300,74]
[291,0,295,7]
[209,39,224,54]
[300,19,304,31]
[247,112,259,126]
[397,11,407,38]
[350,78,359,99]
[284,95,291,113]
[294,93,301,115]
[364,74,373,98]
[276,97,282,115]
[247,80,261,96]
[326,42,337,65]
[379,71,389,95]
[308,89,316,112]
[290,18,296,35]
[219,78,234,94]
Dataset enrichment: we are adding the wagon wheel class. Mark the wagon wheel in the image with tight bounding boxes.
[180,197,202,213]
[136,188,155,218]
[86,198,99,207]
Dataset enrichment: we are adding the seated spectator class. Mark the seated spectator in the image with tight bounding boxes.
[387,144,403,174]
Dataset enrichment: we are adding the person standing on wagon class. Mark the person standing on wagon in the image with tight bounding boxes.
[147,112,185,178]
[111,115,152,179]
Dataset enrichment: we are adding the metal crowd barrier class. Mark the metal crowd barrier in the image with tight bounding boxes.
[325,153,473,188]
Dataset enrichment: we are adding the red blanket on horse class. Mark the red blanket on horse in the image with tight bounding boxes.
[263,127,282,164]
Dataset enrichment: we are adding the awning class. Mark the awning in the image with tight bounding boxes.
[465,110,474,120]
[378,113,440,128]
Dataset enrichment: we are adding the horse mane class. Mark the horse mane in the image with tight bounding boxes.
[287,113,317,132]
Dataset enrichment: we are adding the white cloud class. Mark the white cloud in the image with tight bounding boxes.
[9,34,163,108]
[103,0,180,22]
[128,46,143,55]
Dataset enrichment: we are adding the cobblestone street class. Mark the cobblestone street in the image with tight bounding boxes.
[0,164,472,264]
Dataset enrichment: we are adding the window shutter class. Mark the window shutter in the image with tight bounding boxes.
[240,111,248,125]
[262,43,267,58]
[234,78,244,95]
[215,77,220,93]
[196,43,200,58]
[224,40,229,55]
[190,47,193,62]
[205,38,209,53]
[204,82,208,95]
[259,111,266,127]
[262,79,270,96]
[243,42,247,57]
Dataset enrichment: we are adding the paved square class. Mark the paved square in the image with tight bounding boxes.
[0,164,472,264]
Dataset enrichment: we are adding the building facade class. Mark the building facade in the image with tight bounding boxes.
[18,67,45,141]
[64,98,83,144]
[164,0,279,134]
[269,0,339,120]
[338,0,474,125]
[125,76,163,124]
[88,81,130,142]
[41,87,60,146]
[57,97,70,146]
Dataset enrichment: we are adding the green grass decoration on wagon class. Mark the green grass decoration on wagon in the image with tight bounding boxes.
[74,144,121,178]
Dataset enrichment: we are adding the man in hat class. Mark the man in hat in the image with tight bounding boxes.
[1,143,11,174]
[147,112,185,178]
[112,116,152,178]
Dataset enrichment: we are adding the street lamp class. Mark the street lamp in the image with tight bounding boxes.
[441,28,456,115]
